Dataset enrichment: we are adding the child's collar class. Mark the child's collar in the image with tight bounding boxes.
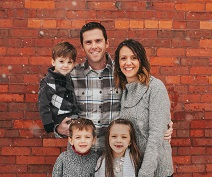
[71,145,90,156]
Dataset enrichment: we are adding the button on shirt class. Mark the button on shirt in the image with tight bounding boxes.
[71,53,122,151]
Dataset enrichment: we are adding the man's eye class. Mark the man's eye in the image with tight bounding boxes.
[96,39,102,43]
[85,41,91,45]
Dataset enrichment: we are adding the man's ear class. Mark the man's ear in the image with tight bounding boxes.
[106,39,109,49]
[68,137,74,146]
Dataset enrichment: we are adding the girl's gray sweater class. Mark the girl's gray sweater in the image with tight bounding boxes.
[120,76,174,177]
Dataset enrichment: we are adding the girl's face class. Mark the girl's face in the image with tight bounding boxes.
[119,46,140,83]
[109,124,131,158]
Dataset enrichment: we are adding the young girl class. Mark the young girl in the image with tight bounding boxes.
[95,119,142,177]
[52,118,98,177]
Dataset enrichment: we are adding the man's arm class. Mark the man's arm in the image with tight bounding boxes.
[54,117,72,138]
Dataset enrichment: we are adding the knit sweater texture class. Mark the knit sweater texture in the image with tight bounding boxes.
[120,76,174,177]
[52,147,99,177]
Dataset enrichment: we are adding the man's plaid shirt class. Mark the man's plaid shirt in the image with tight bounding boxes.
[71,53,122,151]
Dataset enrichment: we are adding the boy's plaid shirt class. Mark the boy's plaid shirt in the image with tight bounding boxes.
[71,53,122,151]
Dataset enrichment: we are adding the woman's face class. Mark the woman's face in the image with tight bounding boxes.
[119,46,140,83]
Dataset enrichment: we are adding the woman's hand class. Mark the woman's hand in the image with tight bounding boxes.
[164,121,173,142]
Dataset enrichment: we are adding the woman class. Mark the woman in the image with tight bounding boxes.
[114,39,174,177]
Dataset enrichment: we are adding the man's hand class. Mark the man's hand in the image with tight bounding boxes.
[56,117,72,137]
[164,121,173,142]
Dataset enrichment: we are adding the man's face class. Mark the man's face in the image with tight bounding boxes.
[82,28,109,70]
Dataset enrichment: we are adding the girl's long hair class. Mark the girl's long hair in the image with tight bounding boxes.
[114,39,151,90]
[98,118,142,177]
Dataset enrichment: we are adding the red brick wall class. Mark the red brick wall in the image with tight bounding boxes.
[0,0,212,176]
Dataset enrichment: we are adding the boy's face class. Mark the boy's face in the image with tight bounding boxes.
[82,28,109,70]
[69,127,96,154]
[51,57,75,76]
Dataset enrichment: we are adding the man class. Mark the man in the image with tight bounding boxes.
[55,22,173,152]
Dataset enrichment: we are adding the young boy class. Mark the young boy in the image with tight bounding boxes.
[38,42,78,134]
[52,118,98,177]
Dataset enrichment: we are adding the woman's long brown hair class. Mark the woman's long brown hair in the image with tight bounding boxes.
[114,39,151,90]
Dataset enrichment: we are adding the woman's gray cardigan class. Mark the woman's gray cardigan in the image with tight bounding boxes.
[120,76,173,177]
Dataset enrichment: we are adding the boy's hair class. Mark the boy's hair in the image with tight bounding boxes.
[102,118,142,177]
[80,22,108,46]
[114,39,150,89]
[69,118,96,138]
[52,42,77,62]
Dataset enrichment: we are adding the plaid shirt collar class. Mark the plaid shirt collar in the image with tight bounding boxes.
[81,52,113,75]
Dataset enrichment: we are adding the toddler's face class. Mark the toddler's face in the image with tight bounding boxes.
[69,127,96,154]
[52,57,75,76]
[109,124,131,158]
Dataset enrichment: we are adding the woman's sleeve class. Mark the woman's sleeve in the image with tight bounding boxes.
[138,79,171,177]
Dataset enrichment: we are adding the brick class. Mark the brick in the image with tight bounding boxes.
[25,94,38,102]
[0,19,12,28]
[191,66,212,75]
[189,85,212,94]
[72,20,86,28]
[0,85,8,92]
[17,156,45,164]
[176,164,205,173]
[0,156,15,164]
[13,19,28,28]
[178,94,200,103]
[178,147,205,155]
[5,129,19,137]
[171,138,191,146]
[120,1,146,10]
[0,112,23,120]
[25,1,55,9]
[200,21,212,29]
[0,94,24,102]
[86,2,116,10]
[151,2,175,10]
[190,130,205,137]
[206,3,212,11]
[28,19,41,28]
[29,57,50,65]
[173,21,186,29]
[43,138,67,147]
[191,120,212,129]
[185,103,212,111]
[31,147,60,155]
[130,20,144,29]
[115,20,130,29]
[0,165,27,173]
[192,155,212,163]
[10,29,38,37]
[159,20,172,29]
[13,139,42,147]
[24,75,39,84]
[96,11,125,19]
[193,173,212,177]
[0,47,6,55]
[201,94,212,102]
[28,164,53,173]
[7,47,36,56]
[145,20,158,28]
[2,147,30,155]
[166,76,180,84]
[17,174,46,177]
[186,12,212,20]
[13,120,42,129]
[177,129,190,137]
[175,3,205,11]
[0,103,7,111]
[173,156,191,164]
[160,67,189,75]
[181,76,209,85]
[200,39,212,48]
[157,48,185,56]
[0,57,28,65]
[181,58,209,66]
[193,138,212,146]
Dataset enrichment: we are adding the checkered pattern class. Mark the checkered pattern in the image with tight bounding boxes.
[38,67,78,133]
[71,53,122,150]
